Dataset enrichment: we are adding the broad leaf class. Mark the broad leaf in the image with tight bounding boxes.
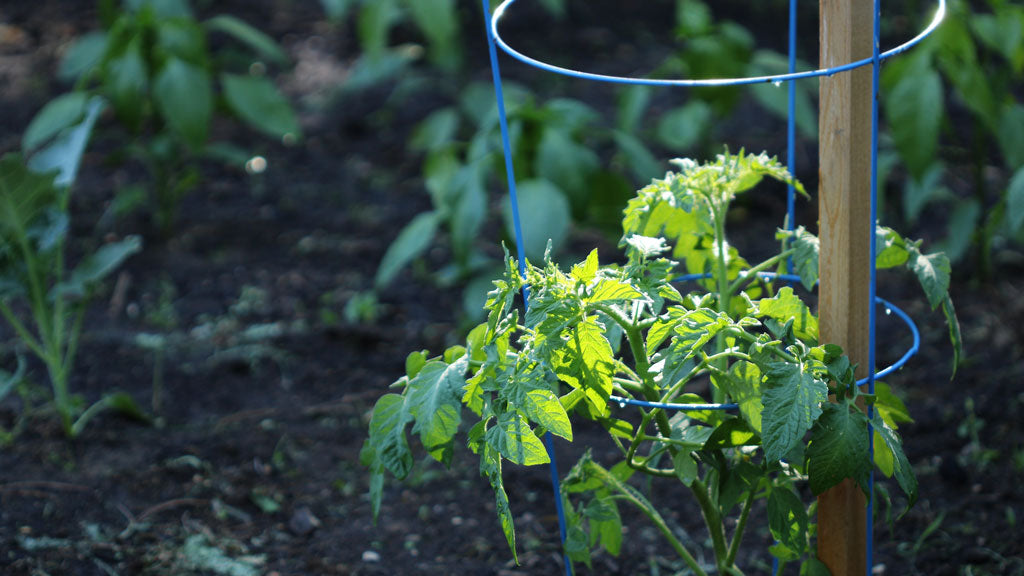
[886,57,943,178]
[761,361,828,463]
[805,403,871,496]
[671,308,731,360]
[27,96,104,188]
[22,93,89,153]
[375,211,439,289]
[522,388,572,441]
[488,412,549,466]
[204,15,289,65]
[553,316,615,416]
[714,360,764,433]
[155,58,213,150]
[501,179,571,262]
[221,73,301,140]
[1007,166,1024,234]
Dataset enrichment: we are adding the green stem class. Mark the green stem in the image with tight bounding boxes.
[0,301,47,359]
[690,478,730,570]
[726,487,758,567]
[727,248,796,295]
[712,204,731,404]
[587,460,709,576]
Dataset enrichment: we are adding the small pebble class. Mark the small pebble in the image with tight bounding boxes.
[288,506,321,536]
[362,550,381,563]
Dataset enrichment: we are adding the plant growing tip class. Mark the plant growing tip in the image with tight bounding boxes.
[364,151,958,572]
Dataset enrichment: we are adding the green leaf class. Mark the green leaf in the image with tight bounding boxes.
[501,179,570,262]
[56,236,142,299]
[761,361,828,463]
[488,412,549,466]
[358,0,400,57]
[124,0,192,17]
[754,287,818,342]
[404,0,461,72]
[805,403,871,496]
[375,211,439,289]
[1007,166,1024,234]
[902,163,949,224]
[480,447,518,562]
[705,417,760,449]
[0,357,26,404]
[672,451,699,486]
[536,128,600,213]
[768,485,808,555]
[221,73,301,140]
[871,412,917,509]
[908,249,950,310]
[407,357,467,465]
[23,93,89,153]
[523,389,573,441]
[0,154,60,243]
[714,360,763,433]
[553,316,615,416]
[873,382,912,427]
[587,279,642,304]
[787,227,819,290]
[410,108,460,153]
[655,101,712,151]
[154,58,213,150]
[613,131,662,185]
[941,295,963,377]
[886,57,943,178]
[670,308,731,360]
[571,249,600,284]
[996,105,1024,170]
[104,40,148,129]
[588,496,623,555]
[367,393,414,479]
[616,86,650,133]
[57,32,107,81]
[27,96,104,188]
[204,15,289,66]
[800,557,832,576]
[875,226,909,269]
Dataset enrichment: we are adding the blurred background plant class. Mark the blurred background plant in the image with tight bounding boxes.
[881,0,1024,275]
[23,0,301,237]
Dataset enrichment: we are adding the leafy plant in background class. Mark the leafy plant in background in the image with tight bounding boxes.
[375,80,660,320]
[24,0,301,236]
[364,152,961,574]
[2,98,142,439]
[881,0,1024,272]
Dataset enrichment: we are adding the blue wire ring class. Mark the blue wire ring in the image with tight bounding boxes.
[608,272,920,412]
[491,0,945,87]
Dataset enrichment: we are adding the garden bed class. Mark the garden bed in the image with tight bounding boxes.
[1,1,1023,575]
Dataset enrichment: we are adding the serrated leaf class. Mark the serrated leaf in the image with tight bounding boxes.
[553,316,614,416]
[481,447,518,562]
[908,249,950,310]
[789,227,819,290]
[761,361,828,463]
[375,211,439,289]
[588,279,642,304]
[871,412,917,509]
[714,360,763,433]
[221,73,301,140]
[571,249,599,284]
[523,389,572,441]
[754,287,818,342]
[806,403,871,496]
[155,58,212,150]
[0,154,59,242]
[874,382,912,427]
[671,308,730,360]
[367,393,414,479]
[489,412,549,466]
[875,226,909,269]
[407,356,467,465]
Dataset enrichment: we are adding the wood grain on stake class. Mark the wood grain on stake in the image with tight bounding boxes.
[818,0,872,573]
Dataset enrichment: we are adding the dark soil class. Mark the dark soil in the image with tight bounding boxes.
[1,1,1023,575]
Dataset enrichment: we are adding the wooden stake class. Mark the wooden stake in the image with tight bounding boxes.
[818,0,872,574]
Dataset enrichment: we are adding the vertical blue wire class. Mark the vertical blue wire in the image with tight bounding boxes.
[480,2,572,574]
[785,0,798,278]
[867,0,882,572]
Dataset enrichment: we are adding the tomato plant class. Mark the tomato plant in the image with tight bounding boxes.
[363,151,960,573]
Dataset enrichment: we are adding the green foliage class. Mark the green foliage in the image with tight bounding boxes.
[881,0,1024,270]
[366,152,959,572]
[0,150,142,438]
[26,0,299,236]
